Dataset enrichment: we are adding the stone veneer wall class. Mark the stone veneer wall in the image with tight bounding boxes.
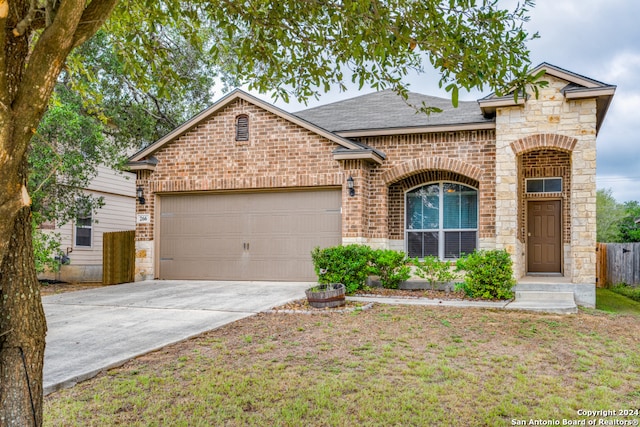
[495,75,597,284]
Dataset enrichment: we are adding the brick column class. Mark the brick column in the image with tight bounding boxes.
[135,170,155,281]
[341,160,369,246]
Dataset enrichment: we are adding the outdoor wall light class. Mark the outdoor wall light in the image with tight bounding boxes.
[136,186,146,205]
[347,176,355,197]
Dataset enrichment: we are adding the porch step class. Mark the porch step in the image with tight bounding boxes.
[506,291,578,314]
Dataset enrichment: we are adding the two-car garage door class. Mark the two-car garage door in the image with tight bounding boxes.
[158,189,342,281]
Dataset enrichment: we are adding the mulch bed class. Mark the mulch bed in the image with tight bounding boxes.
[269,286,507,313]
[40,281,106,296]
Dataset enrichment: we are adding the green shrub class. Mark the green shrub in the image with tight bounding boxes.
[455,249,515,300]
[610,283,640,303]
[311,245,373,294]
[370,249,411,289]
[413,256,458,290]
[33,227,63,274]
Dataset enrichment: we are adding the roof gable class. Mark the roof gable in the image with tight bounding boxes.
[478,62,616,132]
[128,89,383,165]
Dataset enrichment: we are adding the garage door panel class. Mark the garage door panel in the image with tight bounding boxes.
[162,238,242,258]
[159,190,341,281]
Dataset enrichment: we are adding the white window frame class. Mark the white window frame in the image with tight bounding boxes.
[404,181,479,260]
[74,210,93,248]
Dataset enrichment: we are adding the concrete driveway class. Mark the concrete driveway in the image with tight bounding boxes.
[43,280,310,395]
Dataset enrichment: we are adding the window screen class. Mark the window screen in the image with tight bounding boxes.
[406,182,478,259]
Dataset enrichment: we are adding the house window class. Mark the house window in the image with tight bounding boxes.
[75,210,92,247]
[235,115,249,141]
[526,177,562,194]
[406,182,478,259]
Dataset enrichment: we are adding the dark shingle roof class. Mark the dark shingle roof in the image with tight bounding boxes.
[294,90,491,133]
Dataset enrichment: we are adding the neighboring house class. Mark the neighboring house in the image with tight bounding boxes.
[39,165,136,282]
[127,63,615,307]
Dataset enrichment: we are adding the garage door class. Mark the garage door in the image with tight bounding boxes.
[158,189,342,281]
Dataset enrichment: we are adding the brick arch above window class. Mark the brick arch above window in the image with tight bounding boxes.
[387,171,480,241]
[510,133,577,155]
[382,157,483,185]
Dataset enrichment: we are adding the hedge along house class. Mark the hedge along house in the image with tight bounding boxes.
[127,63,615,307]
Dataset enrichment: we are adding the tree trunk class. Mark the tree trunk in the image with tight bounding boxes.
[0,161,46,427]
[0,2,118,424]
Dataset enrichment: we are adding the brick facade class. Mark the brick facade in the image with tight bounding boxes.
[135,97,498,262]
[358,131,496,245]
[131,68,612,307]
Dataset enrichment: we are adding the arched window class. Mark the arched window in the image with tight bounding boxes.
[406,182,478,259]
[235,114,249,141]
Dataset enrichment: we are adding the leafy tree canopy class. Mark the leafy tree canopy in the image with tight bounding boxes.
[619,201,640,243]
[597,189,640,243]
[87,0,542,109]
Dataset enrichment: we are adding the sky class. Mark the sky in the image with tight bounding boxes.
[246,0,640,203]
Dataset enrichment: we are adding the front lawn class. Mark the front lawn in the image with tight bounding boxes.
[45,306,640,426]
[596,287,640,316]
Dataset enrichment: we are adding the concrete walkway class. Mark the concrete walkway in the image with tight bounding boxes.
[43,280,311,395]
[349,294,578,314]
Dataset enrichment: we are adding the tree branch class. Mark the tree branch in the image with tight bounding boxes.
[12,0,88,161]
[0,0,9,107]
[71,0,119,49]
[12,0,39,36]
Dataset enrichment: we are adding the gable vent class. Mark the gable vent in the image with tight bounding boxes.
[236,115,249,141]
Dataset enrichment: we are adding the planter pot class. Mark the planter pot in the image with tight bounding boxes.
[305,283,346,308]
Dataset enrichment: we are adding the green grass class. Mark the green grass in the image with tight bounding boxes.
[44,306,640,426]
[596,288,640,315]
[610,284,640,303]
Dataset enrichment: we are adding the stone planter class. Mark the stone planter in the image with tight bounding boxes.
[399,280,454,292]
[305,283,346,308]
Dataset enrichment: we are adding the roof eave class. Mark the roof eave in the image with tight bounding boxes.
[335,121,495,138]
[126,161,157,172]
[563,86,616,99]
[332,149,385,165]
[478,96,526,117]
[532,62,608,88]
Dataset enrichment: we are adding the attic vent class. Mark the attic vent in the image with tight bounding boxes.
[235,115,249,141]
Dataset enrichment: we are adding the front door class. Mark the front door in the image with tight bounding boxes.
[527,200,562,273]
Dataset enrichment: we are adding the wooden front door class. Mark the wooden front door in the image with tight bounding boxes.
[527,200,562,273]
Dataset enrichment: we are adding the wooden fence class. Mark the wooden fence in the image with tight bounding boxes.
[103,230,135,285]
[596,242,640,287]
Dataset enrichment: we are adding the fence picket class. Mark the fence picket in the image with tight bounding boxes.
[598,242,640,287]
[103,230,135,285]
